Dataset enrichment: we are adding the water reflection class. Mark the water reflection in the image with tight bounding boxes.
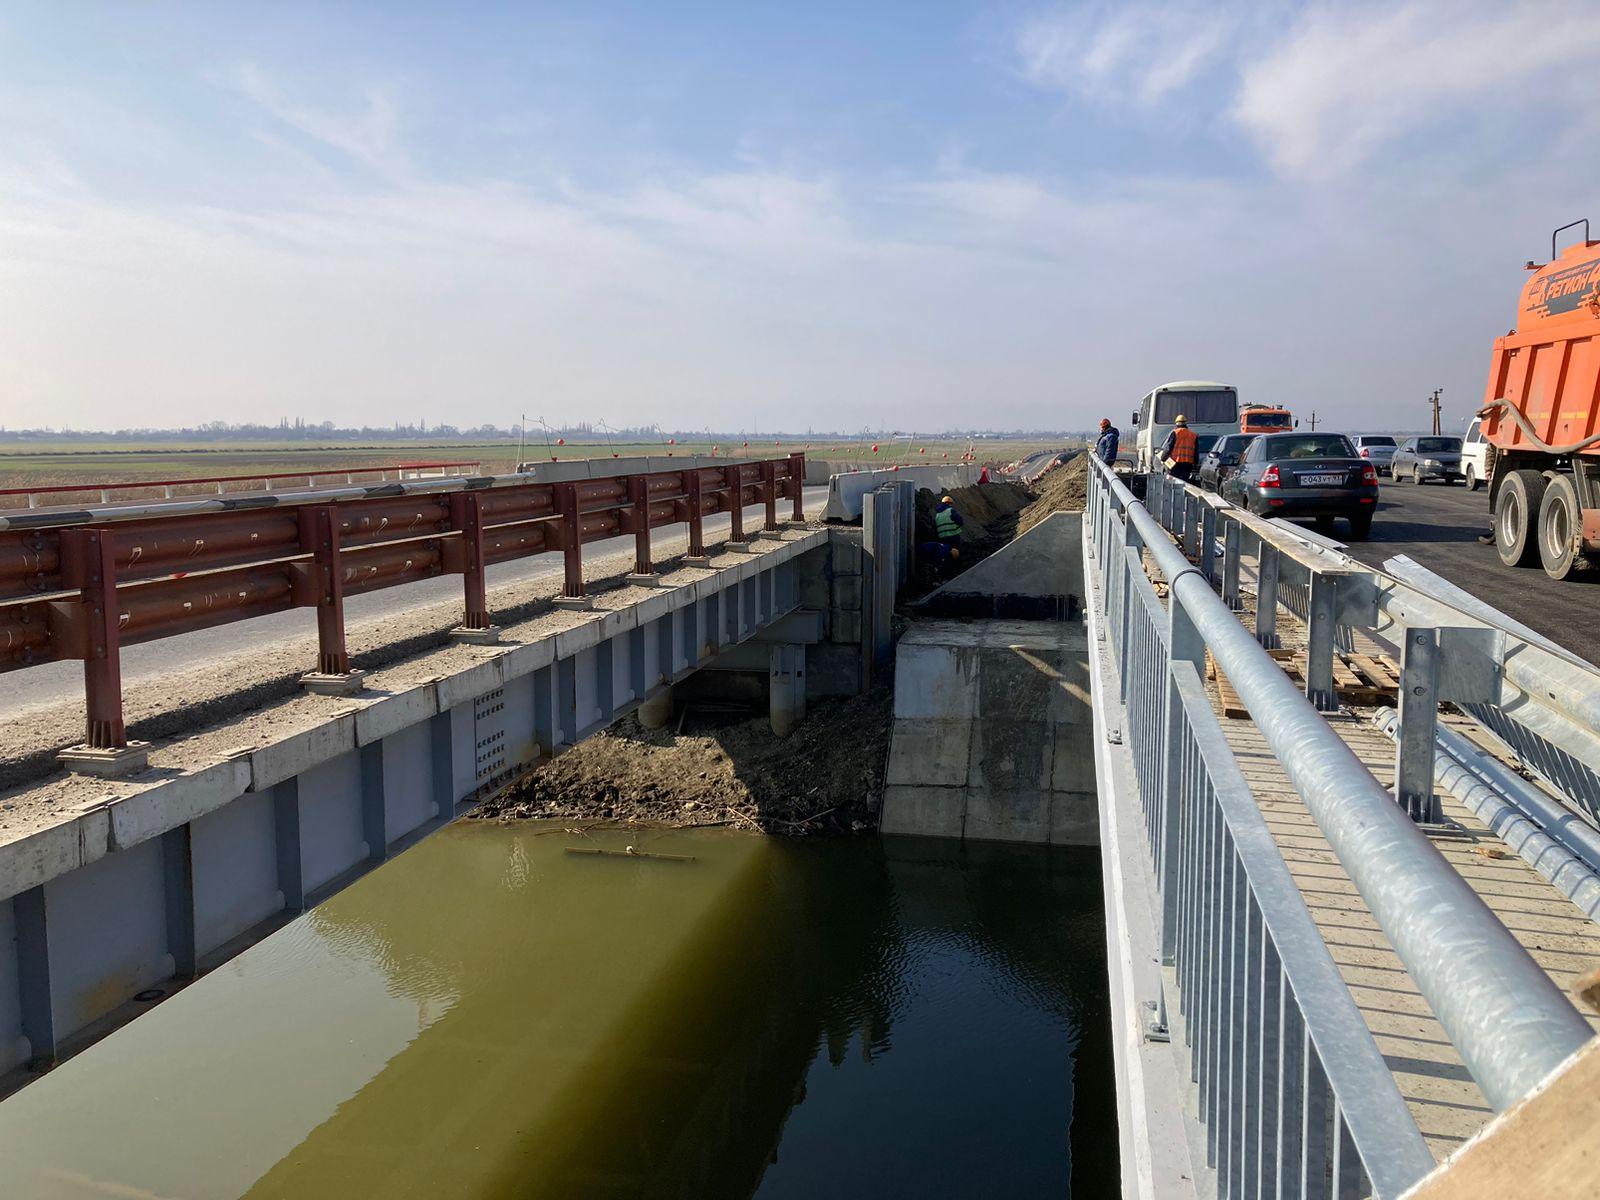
[0,827,1114,1199]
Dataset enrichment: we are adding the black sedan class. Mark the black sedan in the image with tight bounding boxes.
[1195,434,1257,493]
[1219,432,1380,539]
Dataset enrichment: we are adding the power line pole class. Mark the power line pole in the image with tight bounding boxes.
[1308,411,1318,431]
[1429,389,1443,435]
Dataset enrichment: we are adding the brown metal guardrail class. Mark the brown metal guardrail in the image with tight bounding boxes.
[0,454,806,752]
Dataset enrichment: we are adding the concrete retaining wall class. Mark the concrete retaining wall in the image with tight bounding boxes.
[820,464,977,521]
[880,620,1097,845]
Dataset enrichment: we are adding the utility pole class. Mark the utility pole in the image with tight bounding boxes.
[1308,411,1318,431]
[1429,389,1443,435]
[518,414,527,468]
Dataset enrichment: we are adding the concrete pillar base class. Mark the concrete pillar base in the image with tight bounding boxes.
[302,670,367,696]
[448,624,502,645]
[58,741,151,778]
[625,573,661,587]
[551,595,594,610]
[637,688,672,730]
[769,644,806,737]
[724,539,755,554]
[681,555,713,568]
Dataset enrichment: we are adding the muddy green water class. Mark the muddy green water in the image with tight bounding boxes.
[0,825,1115,1198]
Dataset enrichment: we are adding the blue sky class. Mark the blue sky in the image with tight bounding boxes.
[2,1,1597,433]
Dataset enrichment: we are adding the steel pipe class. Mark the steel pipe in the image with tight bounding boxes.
[1090,456,1593,1111]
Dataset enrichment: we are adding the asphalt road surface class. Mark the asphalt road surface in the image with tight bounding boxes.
[3,485,831,717]
[1289,479,1600,666]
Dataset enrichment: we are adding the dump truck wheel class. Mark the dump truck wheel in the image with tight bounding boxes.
[1538,473,1582,580]
[1495,469,1546,567]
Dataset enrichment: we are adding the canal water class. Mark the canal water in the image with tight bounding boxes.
[0,825,1116,1198]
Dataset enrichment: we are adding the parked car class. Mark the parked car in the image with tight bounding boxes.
[1461,417,1490,491]
[1391,435,1465,484]
[1350,434,1398,476]
[1220,432,1380,538]
[1196,433,1257,492]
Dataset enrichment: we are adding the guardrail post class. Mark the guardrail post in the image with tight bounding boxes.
[1306,570,1339,712]
[296,506,365,692]
[725,465,747,549]
[684,470,710,565]
[1162,593,1205,960]
[761,459,780,532]
[788,452,807,522]
[553,482,590,607]
[1254,543,1280,650]
[1395,628,1442,822]
[1186,493,1202,560]
[59,527,128,750]
[1221,516,1241,609]
[1200,503,1217,584]
[626,475,657,582]
[447,492,499,642]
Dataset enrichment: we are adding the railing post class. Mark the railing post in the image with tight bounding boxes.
[1305,570,1339,712]
[724,465,747,549]
[447,492,499,642]
[295,506,364,690]
[1162,594,1205,961]
[1395,627,1442,823]
[553,482,590,607]
[1222,516,1242,610]
[1254,543,1280,649]
[1201,503,1217,584]
[627,475,656,580]
[761,459,780,532]
[684,470,710,565]
[56,526,150,775]
[788,452,806,522]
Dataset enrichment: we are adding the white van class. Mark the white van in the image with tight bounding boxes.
[1461,416,1490,491]
[1132,381,1240,473]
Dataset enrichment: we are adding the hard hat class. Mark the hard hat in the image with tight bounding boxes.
[1174,414,1188,425]
[941,495,953,504]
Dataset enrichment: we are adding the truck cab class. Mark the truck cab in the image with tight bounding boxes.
[1132,381,1240,473]
[1240,405,1293,435]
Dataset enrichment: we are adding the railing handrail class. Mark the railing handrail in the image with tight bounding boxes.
[1088,454,1592,1112]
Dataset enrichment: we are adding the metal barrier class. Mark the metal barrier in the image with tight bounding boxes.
[0,460,482,510]
[1086,456,1593,1196]
[1,455,806,753]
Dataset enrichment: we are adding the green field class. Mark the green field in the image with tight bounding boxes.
[0,437,1075,502]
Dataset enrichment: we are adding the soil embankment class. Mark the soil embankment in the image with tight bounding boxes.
[1017,453,1088,535]
[473,687,891,836]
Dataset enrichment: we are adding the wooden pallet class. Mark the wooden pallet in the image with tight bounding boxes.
[1205,651,1250,719]
[1338,652,1401,704]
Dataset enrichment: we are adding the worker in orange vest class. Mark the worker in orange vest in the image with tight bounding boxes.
[1160,414,1199,482]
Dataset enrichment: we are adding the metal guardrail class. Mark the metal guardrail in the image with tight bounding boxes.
[0,455,806,754]
[1086,456,1594,1196]
[0,461,482,510]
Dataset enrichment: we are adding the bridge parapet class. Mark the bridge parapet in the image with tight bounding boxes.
[1086,457,1596,1197]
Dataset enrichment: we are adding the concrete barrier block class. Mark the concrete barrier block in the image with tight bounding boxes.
[964,788,1052,844]
[500,636,556,680]
[247,713,358,792]
[831,538,863,575]
[354,683,438,745]
[833,575,862,611]
[829,610,862,644]
[0,823,84,901]
[1049,790,1099,846]
[969,719,1054,792]
[879,785,965,838]
[107,758,253,851]
[886,719,973,788]
[434,657,506,710]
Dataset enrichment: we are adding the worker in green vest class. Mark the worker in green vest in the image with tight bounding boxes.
[933,495,965,545]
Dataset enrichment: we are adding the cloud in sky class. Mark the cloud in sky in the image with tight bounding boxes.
[0,2,1597,434]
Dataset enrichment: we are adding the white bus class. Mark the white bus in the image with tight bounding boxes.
[1132,381,1241,473]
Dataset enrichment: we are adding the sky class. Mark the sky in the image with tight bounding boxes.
[1,0,1597,435]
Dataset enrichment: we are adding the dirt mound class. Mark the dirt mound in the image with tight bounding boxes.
[912,481,1032,549]
[472,687,892,835]
[1017,453,1088,535]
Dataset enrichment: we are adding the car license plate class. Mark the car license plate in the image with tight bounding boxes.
[1299,472,1344,486]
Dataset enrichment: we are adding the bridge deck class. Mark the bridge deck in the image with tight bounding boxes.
[1154,553,1600,1162]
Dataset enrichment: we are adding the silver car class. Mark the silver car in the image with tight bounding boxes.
[1350,434,1397,476]
[1392,435,1465,484]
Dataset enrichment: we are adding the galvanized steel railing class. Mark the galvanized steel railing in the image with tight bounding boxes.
[1086,456,1594,1197]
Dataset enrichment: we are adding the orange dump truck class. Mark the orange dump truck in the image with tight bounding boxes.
[1481,220,1600,579]
[1240,404,1293,435]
